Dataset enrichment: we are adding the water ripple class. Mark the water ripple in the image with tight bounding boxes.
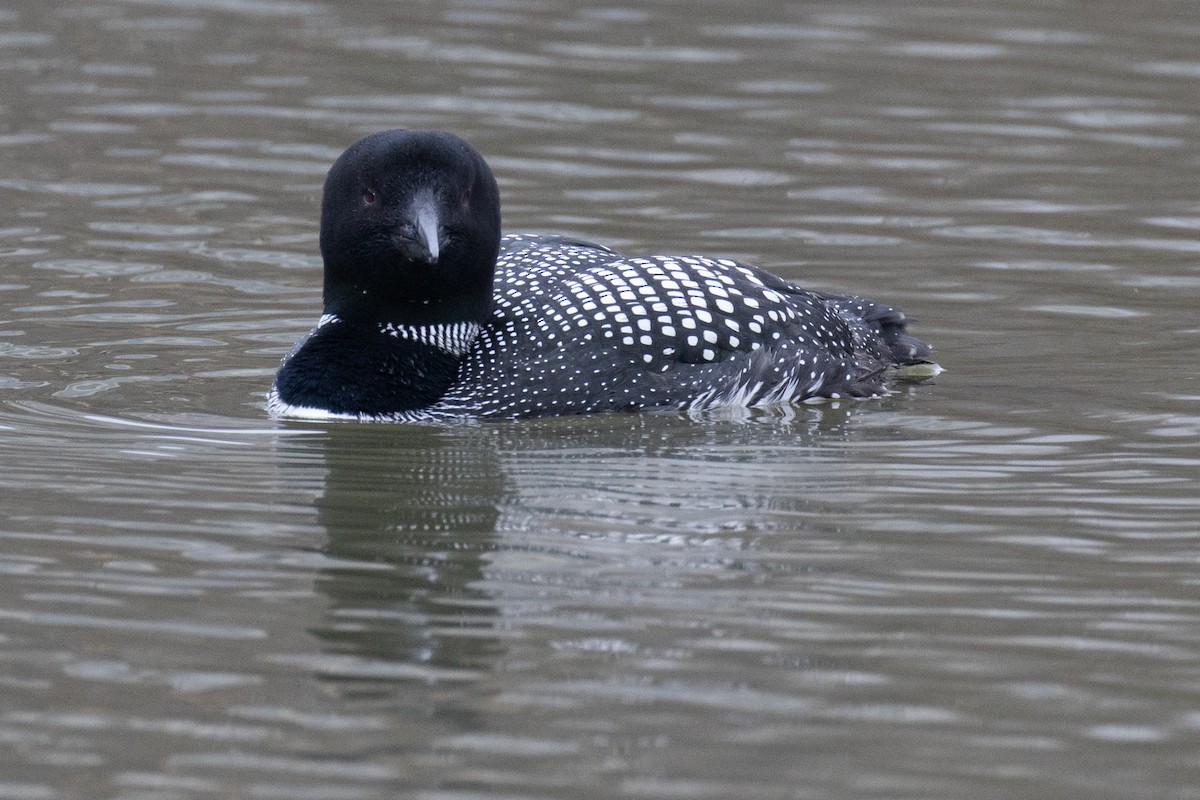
[311,93,640,124]
[543,42,743,63]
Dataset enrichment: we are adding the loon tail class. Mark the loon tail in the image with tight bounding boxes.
[816,291,941,375]
[857,302,933,366]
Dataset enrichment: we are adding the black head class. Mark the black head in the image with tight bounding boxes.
[318,129,502,326]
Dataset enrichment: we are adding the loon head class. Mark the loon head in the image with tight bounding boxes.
[318,129,501,326]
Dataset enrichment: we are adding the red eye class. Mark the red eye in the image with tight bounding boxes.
[363,188,378,205]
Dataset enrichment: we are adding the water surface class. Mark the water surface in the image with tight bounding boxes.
[2,1,1199,798]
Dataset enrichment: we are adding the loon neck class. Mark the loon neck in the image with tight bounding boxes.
[322,289,492,330]
[271,316,479,417]
[320,246,496,332]
[376,319,483,357]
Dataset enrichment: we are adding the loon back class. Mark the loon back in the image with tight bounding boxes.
[429,234,932,419]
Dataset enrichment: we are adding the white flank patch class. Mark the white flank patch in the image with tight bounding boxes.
[265,387,360,421]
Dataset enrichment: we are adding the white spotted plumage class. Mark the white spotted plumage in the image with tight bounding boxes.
[404,233,918,420]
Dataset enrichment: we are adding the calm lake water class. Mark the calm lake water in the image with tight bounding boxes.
[2,1,1200,798]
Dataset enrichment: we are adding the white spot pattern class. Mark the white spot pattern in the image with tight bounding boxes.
[379,321,482,357]
[420,234,916,420]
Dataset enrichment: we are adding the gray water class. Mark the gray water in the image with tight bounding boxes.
[2,1,1200,798]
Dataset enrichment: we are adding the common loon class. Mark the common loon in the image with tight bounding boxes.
[268,129,934,421]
